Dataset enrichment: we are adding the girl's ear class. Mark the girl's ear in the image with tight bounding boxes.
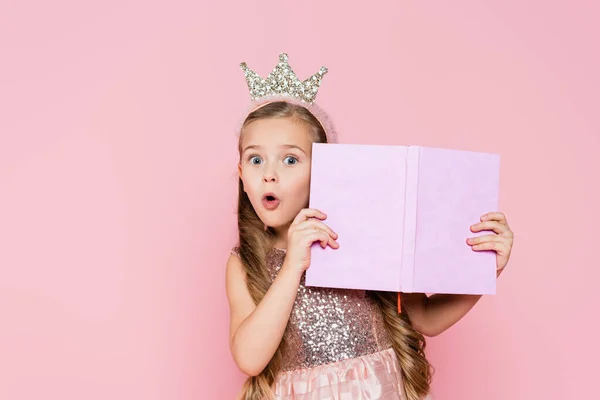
[237,164,245,192]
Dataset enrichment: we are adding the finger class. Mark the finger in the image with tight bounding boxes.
[466,234,505,246]
[470,220,509,235]
[481,212,511,231]
[295,219,338,240]
[306,230,338,249]
[471,241,506,253]
[306,229,339,249]
[304,229,329,249]
[291,208,327,226]
[481,212,507,224]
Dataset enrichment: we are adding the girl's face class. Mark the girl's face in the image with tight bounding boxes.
[239,117,314,231]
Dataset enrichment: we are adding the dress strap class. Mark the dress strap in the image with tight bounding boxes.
[230,246,241,257]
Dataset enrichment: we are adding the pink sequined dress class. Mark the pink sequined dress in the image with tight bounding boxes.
[233,247,433,400]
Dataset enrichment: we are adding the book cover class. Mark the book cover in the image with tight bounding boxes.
[306,143,500,295]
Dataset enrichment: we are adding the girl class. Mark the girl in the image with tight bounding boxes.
[226,54,514,400]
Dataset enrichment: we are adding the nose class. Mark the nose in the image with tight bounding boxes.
[262,173,277,183]
[262,165,277,183]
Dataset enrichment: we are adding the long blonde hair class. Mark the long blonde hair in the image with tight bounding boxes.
[235,101,433,399]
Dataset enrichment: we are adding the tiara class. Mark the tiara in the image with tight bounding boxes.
[240,53,328,104]
[237,53,338,143]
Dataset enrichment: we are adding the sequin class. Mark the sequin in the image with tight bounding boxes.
[260,248,394,372]
[240,53,328,104]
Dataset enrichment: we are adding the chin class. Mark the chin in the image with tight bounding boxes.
[263,219,288,230]
[258,213,291,230]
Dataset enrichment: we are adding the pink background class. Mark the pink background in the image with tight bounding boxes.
[1,1,598,399]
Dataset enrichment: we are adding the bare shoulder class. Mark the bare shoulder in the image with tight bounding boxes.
[226,249,242,272]
[225,251,247,298]
[225,250,256,343]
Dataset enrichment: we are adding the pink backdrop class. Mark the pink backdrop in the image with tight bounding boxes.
[1,1,598,399]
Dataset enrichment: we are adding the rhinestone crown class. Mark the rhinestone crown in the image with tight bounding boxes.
[240,53,328,104]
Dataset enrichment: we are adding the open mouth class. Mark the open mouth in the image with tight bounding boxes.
[262,193,280,210]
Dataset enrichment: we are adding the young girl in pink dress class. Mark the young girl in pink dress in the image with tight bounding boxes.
[225,54,515,400]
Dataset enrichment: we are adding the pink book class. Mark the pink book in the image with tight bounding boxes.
[306,143,500,295]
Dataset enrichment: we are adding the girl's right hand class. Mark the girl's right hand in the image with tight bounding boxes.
[283,208,339,275]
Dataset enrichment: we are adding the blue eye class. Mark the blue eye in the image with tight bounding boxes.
[249,156,262,165]
[284,156,298,165]
[248,156,262,165]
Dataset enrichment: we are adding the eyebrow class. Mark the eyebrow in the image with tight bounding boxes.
[242,144,307,154]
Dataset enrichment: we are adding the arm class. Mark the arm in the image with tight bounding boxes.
[402,292,481,337]
[403,269,504,337]
[225,254,302,376]
[406,212,513,336]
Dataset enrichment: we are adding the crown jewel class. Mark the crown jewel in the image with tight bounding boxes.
[240,53,328,104]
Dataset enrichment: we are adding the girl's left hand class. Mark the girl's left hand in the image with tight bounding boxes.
[467,212,514,275]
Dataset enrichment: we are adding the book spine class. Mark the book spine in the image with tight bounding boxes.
[400,146,420,292]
